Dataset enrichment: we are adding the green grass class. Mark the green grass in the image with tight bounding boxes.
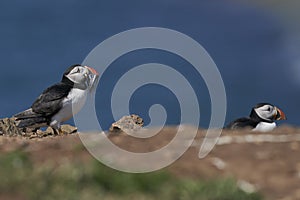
[0,151,263,200]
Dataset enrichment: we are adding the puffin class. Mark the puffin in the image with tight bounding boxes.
[14,64,99,134]
[226,103,286,132]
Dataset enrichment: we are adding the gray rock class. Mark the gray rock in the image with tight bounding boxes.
[0,117,77,138]
[109,114,144,134]
[60,124,78,135]
[0,118,23,136]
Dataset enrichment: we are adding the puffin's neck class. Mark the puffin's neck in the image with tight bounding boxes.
[61,76,87,90]
[61,76,75,87]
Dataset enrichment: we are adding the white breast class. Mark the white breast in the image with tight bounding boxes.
[50,88,87,128]
[252,122,276,132]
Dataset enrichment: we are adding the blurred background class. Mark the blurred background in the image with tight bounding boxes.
[0,0,299,130]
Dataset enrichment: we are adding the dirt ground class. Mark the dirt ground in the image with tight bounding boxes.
[1,125,300,200]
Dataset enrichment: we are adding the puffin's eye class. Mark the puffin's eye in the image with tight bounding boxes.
[267,107,271,112]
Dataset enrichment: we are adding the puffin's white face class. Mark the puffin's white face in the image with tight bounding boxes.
[254,104,286,121]
[65,65,99,89]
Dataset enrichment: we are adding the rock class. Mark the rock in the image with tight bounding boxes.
[130,114,144,127]
[32,127,54,138]
[33,125,77,137]
[60,124,78,135]
[109,114,144,134]
[0,117,77,138]
[0,118,23,136]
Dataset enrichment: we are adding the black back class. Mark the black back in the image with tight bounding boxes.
[225,117,260,129]
[31,82,73,117]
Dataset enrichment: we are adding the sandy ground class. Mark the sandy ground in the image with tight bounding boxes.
[1,125,300,200]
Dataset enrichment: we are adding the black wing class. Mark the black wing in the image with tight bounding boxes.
[225,117,259,129]
[31,82,72,116]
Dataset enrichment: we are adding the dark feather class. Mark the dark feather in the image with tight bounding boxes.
[15,117,48,128]
[225,117,259,129]
[14,108,43,119]
[31,82,73,116]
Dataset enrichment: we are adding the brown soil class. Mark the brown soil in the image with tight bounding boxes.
[1,125,300,200]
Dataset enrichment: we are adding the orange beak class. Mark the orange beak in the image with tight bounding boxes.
[85,66,99,75]
[274,107,286,120]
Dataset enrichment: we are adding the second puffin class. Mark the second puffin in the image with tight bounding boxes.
[226,103,286,132]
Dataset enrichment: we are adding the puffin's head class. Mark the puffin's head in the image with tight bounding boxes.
[252,103,286,122]
[63,64,99,90]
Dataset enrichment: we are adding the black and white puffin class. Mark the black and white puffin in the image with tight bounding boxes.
[14,64,99,134]
[226,103,286,132]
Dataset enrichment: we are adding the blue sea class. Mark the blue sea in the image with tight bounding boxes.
[0,0,299,130]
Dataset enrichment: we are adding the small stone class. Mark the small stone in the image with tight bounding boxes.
[36,129,44,135]
[25,127,38,133]
[237,180,258,194]
[60,124,78,135]
[29,134,38,139]
[45,127,55,135]
[33,129,51,137]
[109,114,144,134]
[210,157,227,170]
